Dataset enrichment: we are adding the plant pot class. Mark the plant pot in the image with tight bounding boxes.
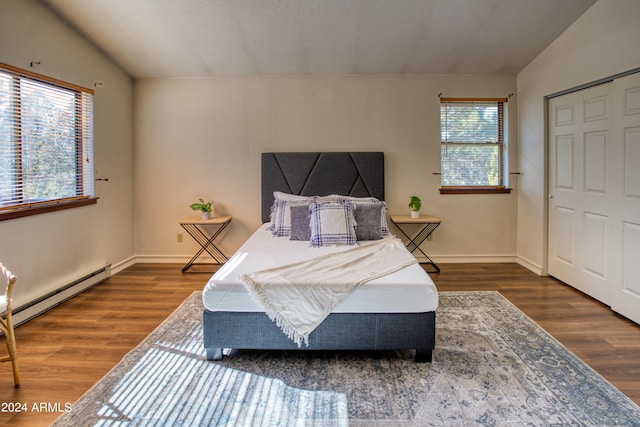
[201,211,211,220]
[410,210,420,219]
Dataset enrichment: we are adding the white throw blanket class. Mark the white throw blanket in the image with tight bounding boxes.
[240,237,418,347]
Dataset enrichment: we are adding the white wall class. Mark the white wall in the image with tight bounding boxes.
[517,0,640,273]
[134,74,518,263]
[0,0,135,306]
[0,1,520,309]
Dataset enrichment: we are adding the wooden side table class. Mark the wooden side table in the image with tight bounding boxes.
[179,215,232,272]
[389,215,441,273]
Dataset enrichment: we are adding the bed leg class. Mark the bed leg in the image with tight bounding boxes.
[415,348,432,363]
[206,348,223,361]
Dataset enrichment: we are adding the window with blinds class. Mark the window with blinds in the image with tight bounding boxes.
[440,98,508,193]
[0,63,95,219]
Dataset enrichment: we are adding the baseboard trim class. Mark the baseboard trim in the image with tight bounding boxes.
[134,254,211,264]
[12,264,111,327]
[516,256,544,276]
[426,255,518,264]
[111,256,137,275]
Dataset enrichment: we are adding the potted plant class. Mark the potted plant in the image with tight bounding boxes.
[190,198,214,220]
[408,195,421,218]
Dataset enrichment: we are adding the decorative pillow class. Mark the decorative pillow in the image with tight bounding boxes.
[289,204,312,241]
[269,193,314,237]
[334,196,389,238]
[269,199,288,236]
[330,195,379,203]
[269,200,309,237]
[314,195,340,203]
[353,202,384,240]
[380,203,389,236]
[309,201,357,247]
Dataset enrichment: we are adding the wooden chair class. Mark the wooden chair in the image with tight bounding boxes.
[0,264,20,388]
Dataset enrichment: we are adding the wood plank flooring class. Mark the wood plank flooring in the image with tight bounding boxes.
[0,263,638,426]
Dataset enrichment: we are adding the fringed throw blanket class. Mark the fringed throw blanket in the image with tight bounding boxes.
[240,237,417,347]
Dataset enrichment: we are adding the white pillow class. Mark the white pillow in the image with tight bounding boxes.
[273,191,311,202]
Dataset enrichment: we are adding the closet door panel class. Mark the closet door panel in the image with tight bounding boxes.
[612,72,640,324]
[548,83,613,305]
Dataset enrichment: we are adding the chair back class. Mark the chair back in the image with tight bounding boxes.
[0,263,20,387]
[0,264,16,315]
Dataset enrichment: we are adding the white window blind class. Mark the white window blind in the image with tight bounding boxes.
[0,63,94,213]
[440,98,506,188]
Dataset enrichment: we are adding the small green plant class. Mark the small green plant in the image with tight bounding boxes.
[408,195,422,211]
[190,198,213,212]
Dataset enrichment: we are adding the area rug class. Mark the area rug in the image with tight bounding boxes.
[51,293,347,426]
[54,291,640,426]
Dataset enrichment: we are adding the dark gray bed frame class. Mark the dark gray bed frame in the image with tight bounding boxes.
[203,152,436,362]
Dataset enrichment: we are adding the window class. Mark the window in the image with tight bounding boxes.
[0,63,95,219]
[440,98,509,194]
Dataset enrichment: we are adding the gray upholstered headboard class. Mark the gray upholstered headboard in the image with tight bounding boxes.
[261,152,385,223]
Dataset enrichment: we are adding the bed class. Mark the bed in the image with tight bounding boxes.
[202,152,438,362]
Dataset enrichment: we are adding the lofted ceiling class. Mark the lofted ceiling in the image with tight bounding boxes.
[41,0,596,79]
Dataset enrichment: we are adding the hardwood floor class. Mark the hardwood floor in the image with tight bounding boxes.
[0,263,638,426]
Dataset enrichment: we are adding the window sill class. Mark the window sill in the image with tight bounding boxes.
[439,187,512,195]
[0,197,98,221]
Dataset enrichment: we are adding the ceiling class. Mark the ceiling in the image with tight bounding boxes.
[41,0,596,79]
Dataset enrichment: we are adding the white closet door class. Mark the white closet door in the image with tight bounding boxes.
[548,83,614,305]
[611,72,640,324]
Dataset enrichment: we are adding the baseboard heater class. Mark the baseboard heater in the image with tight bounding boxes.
[11,265,111,327]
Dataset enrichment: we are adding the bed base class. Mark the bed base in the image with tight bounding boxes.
[203,310,435,363]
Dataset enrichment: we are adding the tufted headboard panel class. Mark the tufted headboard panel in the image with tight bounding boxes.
[261,152,385,223]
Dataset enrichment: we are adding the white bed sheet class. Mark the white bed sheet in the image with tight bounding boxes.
[202,225,438,313]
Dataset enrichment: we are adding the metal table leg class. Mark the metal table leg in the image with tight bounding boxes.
[180,217,231,272]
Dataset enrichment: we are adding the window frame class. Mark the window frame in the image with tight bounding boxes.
[0,63,97,220]
[439,97,510,195]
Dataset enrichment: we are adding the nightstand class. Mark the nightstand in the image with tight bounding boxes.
[389,215,441,273]
[179,215,232,272]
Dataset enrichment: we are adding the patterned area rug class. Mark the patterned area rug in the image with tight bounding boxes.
[219,291,640,426]
[51,294,347,426]
[54,291,640,426]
